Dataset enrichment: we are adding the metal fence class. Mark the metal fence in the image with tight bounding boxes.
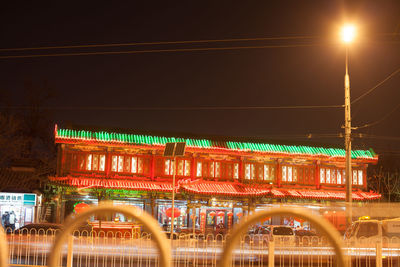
[6,230,400,267]
[2,204,399,267]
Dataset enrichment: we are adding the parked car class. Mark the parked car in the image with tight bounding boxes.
[344,217,400,246]
[294,229,319,246]
[12,223,63,235]
[270,226,295,246]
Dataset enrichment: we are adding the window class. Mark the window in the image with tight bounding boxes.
[87,154,105,171]
[233,163,239,179]
[245,163,256,180]
[70,153,106,172]
[326,169,331,183]
[224,162,239,179]
[358,170,363,185]
[111,155,145,174]
[282,165,296,182]
[320,168,325,184]
[196,162,202,177]
[319,168,349,185]
[263,165,271,181]
[337,170,342,184]
[282,166,287,182]
[117,156,124,172]
[165,159,174,175]
[132,157,138,173]
[353,170,357,185]
[287,166,293,182]
[165,159,190,176]
[177,159,191,176]
[112,156,118,172]
[86,154,92,170]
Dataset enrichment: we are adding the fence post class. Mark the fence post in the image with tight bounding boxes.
[376,241,382,267]
[268,239,275,267]
[66,235,73,267]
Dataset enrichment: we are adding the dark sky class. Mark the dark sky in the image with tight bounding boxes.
[1,1,399,156]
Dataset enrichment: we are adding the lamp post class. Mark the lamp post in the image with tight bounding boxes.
[341,24,356,224]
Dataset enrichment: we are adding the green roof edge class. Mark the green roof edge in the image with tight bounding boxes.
[55,127,377,159]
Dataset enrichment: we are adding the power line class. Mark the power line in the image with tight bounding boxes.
[0,43,324,59]
[355,134,400,142]
[352,66,400,105]
[0,35,319,52]
[355,102,400,129]
[0,104,342,111]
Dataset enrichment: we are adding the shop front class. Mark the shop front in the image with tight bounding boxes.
[0,192,38,229]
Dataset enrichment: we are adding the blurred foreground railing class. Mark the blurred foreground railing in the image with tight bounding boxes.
[3,204,400,266]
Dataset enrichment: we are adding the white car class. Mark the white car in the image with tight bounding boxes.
[270,226,295,246]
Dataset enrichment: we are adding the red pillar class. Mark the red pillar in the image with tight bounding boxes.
[276,160,281,188]
[239,157,244,180]
[363,164,367,190]
[315,161,320,189]
[150,153,155,180]
[191,155,196,180]
[105,150,111,176]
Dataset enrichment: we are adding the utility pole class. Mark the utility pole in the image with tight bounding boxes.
[341,24,356,226]
[344,46,352,225]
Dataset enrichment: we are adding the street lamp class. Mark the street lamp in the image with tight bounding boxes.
[341,24,356,223]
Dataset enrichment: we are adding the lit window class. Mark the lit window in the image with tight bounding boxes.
[353,170,357,185]
[132,157,138,173]
[282,166,287,182]
[99,155,105,171]
[138,157,143,173]
[165,159,174,175]
[342,170,346,184]
[245,163,255,180]
[358,170,363,185]
[215,162,221,178]
[118,156,124,172]
[287,166,293,182]
[326,169,331,183]
[233,163,239,179]
[331,169,336,184]
[245,164,251,179]
[196,162,202,177]
[177,160,191,176]
[86,154,92,171]
[293,167,297,182]
[184,160,191,176]
[93,154,99,171]
[78,155,85,170]
[111,156,118,172]
[177,160,184,176]
[320,168,325,183]
[124,156,131,173]
[210,162,215,177]
[337,170,342,184]
[264,165,269,180]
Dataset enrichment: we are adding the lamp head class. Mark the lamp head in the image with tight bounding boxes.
[341,24,356,43]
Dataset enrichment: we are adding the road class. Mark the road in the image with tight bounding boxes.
[7,236,400,266]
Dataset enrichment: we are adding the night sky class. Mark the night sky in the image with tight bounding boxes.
[1,1,399,156]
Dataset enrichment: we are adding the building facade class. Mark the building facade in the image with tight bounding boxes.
[50,125,380,232]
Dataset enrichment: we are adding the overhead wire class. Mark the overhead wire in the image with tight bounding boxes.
[351,66,400,104]
[0,43,325,59]
[0,104,342,110]
[355,102,400,129]
[0,35,319,52]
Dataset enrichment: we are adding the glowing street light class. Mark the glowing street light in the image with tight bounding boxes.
[341,24,356,225]
[341,24,356,43]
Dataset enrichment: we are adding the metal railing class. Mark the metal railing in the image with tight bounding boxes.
[2,204,398,266]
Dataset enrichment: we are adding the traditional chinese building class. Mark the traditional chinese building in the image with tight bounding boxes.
[50,125,380,232]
